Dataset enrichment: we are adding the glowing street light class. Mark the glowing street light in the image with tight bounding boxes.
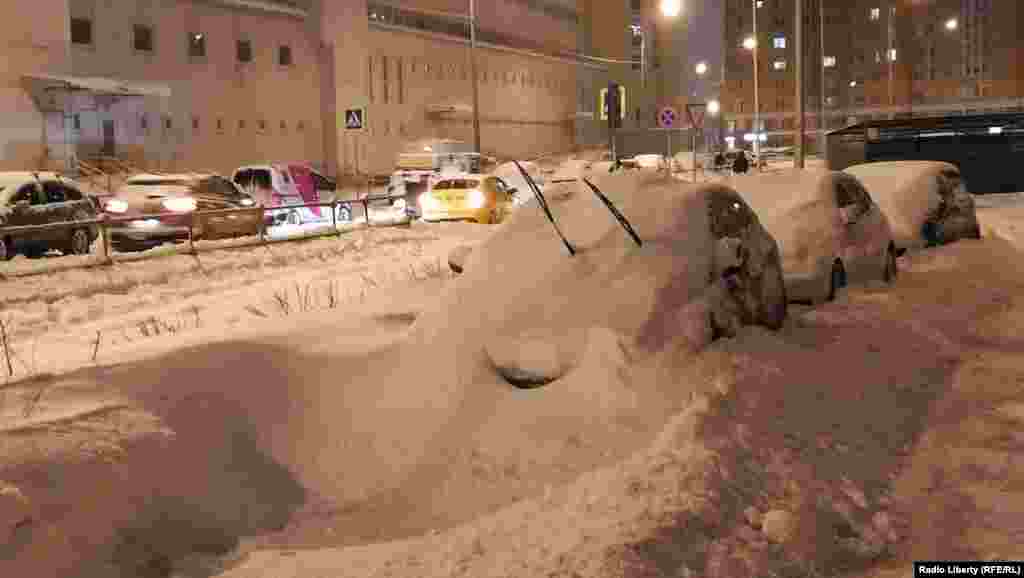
[849,80,858,87]
[695,61,708,76]
[707,99,720,115]
[743,36,757,50]
[945,17,958,31]
[660,0,681,18]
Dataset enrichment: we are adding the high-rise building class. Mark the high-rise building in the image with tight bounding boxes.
[720,0,1023,148]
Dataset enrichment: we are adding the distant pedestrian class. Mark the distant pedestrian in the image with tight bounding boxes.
[713,151,726,172]
[732,151,749,174]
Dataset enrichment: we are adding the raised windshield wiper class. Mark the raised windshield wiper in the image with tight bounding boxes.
[581,177,643,248]
[513,160,576,256]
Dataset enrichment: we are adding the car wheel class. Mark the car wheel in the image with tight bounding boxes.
[287,210,301,226]
[757,260,787,330]
[336,204,352,223]
[883,245,898,284]
[68,228,92,255]
[827,260,846,302]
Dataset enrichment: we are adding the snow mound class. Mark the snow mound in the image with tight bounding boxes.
[729,169,840,267]
[845,161,948,248]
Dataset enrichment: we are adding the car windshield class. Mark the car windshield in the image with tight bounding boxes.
[235,169,273,190]
[434,179,480,190]
[116,183,192,200]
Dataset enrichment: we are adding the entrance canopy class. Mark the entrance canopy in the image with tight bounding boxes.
[21,73,172,111]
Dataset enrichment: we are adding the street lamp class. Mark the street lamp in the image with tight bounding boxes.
[707,99,720,115]
[660,0,680,18]
[743,12,761,167]
[695,61,708,76]
[945,18,958,31]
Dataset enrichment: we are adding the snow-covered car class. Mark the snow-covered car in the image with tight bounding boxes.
[231,164,319,226]
[419,174,517,224]
[843,161,980,250]
[447,169,787,353]
[0,172,98,260]
[736,169,897,303]
[102,173,261,252]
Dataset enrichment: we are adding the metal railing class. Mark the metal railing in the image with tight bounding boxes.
[0,194,406,277]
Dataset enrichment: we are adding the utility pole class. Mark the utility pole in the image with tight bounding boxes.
[795,0,805,168]
[752,0,760,166]
[468,0,482,154]
[887,3,895,117]
[818,0,826,153]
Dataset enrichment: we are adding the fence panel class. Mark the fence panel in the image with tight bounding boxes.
[0,195,412,279]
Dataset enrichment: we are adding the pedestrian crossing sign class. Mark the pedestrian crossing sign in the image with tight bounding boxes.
[344,108,365,130]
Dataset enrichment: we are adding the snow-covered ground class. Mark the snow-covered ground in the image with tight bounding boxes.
[2,160,1023,578]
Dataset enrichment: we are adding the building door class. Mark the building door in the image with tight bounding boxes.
[102,120,115,156]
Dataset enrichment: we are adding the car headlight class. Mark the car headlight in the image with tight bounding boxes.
[105,198,128,213]
[419,192,436,210]
[239,198,255,207]
[393,198,407,211]
[467,189,486,209]
[162,197,197,213]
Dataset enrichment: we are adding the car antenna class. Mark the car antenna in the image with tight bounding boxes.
[581,177,642,248]
[513,160,575,256]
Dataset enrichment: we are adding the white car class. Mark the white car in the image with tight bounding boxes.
[844,161,980,251]
[231,164,319,226]
[736,169,898,303]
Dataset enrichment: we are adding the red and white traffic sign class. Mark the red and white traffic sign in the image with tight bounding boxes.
[658,106,678,129]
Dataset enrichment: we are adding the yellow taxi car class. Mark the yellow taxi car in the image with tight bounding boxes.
[418,174,518,224]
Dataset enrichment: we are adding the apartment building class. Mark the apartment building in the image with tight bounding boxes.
[0,0,598,177]
[720,0,1023,145]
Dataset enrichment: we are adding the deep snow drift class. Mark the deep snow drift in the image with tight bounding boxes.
[2,166,1024,578]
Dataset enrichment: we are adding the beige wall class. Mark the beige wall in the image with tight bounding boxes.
[2,0,323,176]
[2,0,586,178]
[327,1,582,176]
[0,0,68,170]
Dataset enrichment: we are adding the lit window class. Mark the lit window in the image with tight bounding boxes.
[875,51,882,63]
[888,48,897,62]
[870,7,880,20]
[773,36,786,49]
[773,60,787,70]
[823,55,837,67]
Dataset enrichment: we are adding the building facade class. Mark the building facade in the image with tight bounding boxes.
[720,0,1024,148]
[1,0,606,178]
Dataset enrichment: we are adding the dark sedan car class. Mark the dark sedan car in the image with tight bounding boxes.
[102,173,262,252]
[0,172,98,260]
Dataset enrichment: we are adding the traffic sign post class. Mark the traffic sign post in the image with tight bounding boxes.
[686,103,707,182]
[343,108,365,130]
[658,107,679,173]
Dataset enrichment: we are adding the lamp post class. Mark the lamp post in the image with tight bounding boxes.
[743,32,760,168]
[745,0,761,164]
[468,0,481,154]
